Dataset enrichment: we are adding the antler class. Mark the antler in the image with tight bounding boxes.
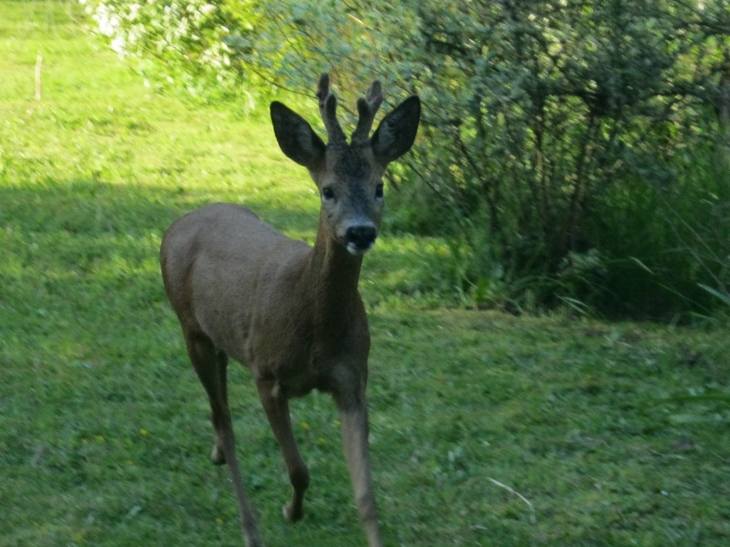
[316,73,347,145]
[351,80,384,144]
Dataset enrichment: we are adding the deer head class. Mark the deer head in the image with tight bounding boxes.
[270,74,421,255]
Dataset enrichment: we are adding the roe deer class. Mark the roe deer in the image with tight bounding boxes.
[160,73,420,547]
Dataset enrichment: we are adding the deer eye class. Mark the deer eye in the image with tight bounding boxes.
[322,187,335,200]
[375,184,384,199]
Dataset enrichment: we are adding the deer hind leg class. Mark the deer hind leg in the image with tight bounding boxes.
[185,331,264,547]
[256,379,310,522]
[209,351,228,465]
[185,332,229,464]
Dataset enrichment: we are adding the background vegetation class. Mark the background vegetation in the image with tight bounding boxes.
[84,0,730,319]
[1,2,729,547]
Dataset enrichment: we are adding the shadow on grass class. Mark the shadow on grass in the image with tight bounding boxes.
[0,177,317,235]
[0,177,456,362]
[0,177,274,545]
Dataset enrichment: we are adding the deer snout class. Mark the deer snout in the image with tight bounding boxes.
[344,224,377,255]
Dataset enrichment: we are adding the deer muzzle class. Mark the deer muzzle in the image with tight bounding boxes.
[344,224,377,255]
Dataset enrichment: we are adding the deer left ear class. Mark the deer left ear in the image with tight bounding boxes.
[371,96,421,165]
[270,101,326,169]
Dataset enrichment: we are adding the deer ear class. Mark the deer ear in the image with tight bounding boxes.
[270,101,326,169]
[371,96,421,165]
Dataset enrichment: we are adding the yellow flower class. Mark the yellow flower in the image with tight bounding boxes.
[140,429,149,436]
[334,420,341,426]
[216,518,223,525]
[300,422,309,430]
[126,460,134,465]
[318,438,326,444]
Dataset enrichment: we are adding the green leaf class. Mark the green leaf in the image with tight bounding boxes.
[698,283,730,307]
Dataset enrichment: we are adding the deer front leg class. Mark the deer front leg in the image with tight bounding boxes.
[339,404,384,547]
[256,379,310,522]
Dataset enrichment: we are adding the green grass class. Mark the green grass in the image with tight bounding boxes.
[1,2,730,546]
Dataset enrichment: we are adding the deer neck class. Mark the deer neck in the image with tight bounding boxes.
[302,213,365,327]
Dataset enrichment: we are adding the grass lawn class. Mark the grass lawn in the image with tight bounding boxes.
[1,2,729,546]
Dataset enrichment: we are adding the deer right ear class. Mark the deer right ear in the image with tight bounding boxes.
[270,102,326,169]
[371,96,421,166]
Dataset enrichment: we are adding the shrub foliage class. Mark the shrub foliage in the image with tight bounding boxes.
[85,0,730,318]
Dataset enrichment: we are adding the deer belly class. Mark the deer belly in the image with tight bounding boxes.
[270,355,334,399]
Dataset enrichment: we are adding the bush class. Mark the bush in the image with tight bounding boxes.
[85,0,730,318]
[81,0,260,103]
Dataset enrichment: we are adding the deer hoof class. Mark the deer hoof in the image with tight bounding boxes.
[283,500,303,522]
[210,444,226,466]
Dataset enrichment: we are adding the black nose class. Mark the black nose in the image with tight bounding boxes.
[345,225,377,249]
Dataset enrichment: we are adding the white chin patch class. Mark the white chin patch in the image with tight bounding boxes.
[347,241,374,255]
